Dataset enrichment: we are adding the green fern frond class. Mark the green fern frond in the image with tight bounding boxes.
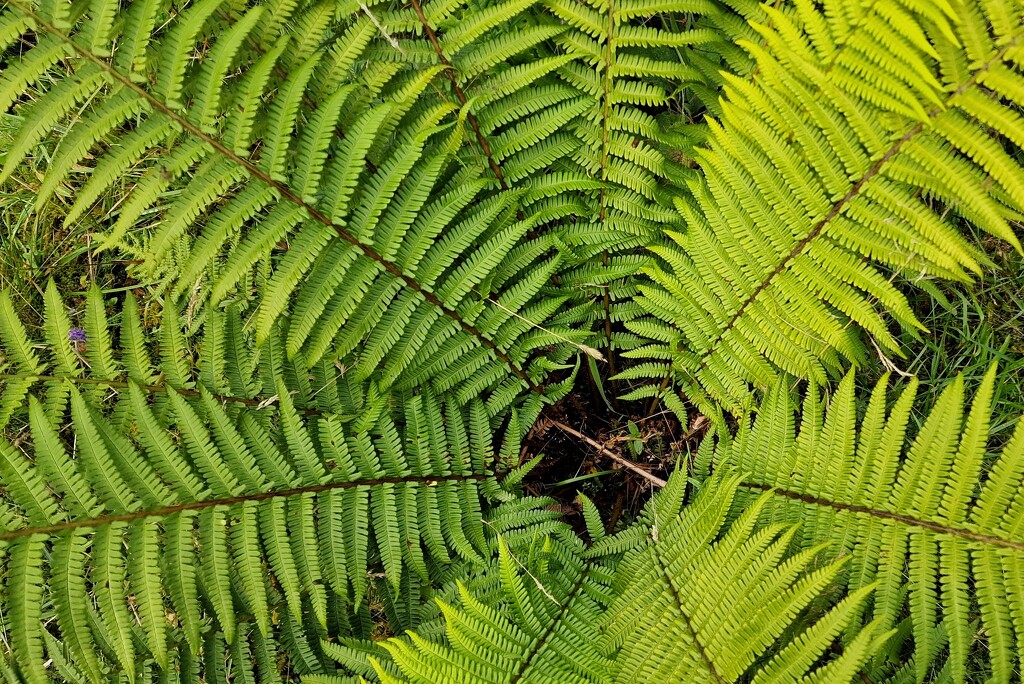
[0,285,541,680]
[543,0,711,242]
[697,367,1024,682]
[0,0,587,404]
[628,0,1024,413]
[0,386,505,677]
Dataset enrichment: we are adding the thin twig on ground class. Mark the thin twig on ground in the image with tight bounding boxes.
[547,419,667,487]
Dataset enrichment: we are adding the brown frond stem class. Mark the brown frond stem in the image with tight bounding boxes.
[0,472,488,541]
[597,0,617,387]
[407,0,509,191]
[0,372,324,415]
[508,566,593,683]
[650,537,726,684]
[741,481,1024,552]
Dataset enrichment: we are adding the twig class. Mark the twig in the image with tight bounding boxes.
[548,419,666,487]
[359,1,405,55]
[486,297,604,361]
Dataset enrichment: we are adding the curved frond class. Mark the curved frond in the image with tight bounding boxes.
[0,0,592,404]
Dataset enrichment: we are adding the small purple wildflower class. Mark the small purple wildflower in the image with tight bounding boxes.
[69,328,87,343]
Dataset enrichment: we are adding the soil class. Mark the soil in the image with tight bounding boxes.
[518,372,707,541]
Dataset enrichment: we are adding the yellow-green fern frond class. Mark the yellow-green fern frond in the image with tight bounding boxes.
[628,0,1024,413]
[698,367,1024,682]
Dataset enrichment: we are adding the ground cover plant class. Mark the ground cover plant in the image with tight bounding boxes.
[1,0,1024,681]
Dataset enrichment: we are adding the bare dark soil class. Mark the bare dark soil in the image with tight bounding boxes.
[519,374,706,539]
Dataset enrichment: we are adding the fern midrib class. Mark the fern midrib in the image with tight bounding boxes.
[643,1,891,407]
[598,0,617,375]
[650,531,726,684]
[0,372,325,415]
[508,565,593,683]
[0,472,487,541]
[9,0,541,394]
[740,482,1024,552]
[408,0,509,191]
[692,29,1024,377]
[597,0,615,216]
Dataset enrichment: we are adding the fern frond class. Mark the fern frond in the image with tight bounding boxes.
[628,0,1024,412]
[698,367,1024,682]
[0,0,586,402]
[0,286,536,679]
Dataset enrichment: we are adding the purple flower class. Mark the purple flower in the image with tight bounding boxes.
[69,328,87,343]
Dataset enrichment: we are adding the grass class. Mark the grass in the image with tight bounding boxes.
[860,234,1024,444]
[0,113,129,325]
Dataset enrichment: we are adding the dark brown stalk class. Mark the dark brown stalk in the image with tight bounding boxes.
[0,472,487,541]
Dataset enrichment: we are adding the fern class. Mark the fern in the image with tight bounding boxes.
[695,367,1024,682]
[314,367,1024,683]
[625,0,1024,414]
[3,0,1024,681]
[0,0,591,406]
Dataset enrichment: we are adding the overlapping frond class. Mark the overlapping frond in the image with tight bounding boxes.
[1,393,482,679]
[0,280,350,426]
[698,367,1024,682]
[366,536,611,683]
[340,474,888,683]
[626,0,1024,413]
[596,473,888,683]
[353,0,586,192]
[535,0,720,365]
